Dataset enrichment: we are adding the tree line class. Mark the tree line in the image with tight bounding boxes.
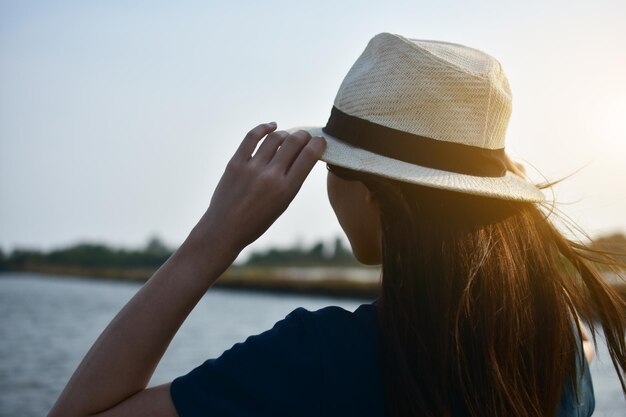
[1,233,625,272]
[0,235,361,272]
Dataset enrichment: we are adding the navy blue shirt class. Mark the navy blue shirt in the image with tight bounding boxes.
[170,301,594,417]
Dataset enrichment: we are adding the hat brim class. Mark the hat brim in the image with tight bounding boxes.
[285,125,545,203]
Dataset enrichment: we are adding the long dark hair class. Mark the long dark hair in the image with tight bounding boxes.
[327,163,626,417]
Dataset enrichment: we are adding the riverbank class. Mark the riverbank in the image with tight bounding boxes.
[1,264,382,299]
[3,265,625,302]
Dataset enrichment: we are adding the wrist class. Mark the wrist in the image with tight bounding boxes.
[182,219,242,274]
[192,209,246,252]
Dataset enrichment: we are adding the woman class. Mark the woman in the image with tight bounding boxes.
[48,33,625,417]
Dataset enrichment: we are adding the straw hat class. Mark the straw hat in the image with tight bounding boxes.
[286,32,545,202]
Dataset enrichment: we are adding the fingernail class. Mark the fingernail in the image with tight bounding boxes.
[268,121,277,126]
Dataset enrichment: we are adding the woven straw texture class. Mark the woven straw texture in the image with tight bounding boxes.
[334,33,512,149]
[286,32,545,202]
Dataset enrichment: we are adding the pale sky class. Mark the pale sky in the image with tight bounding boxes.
[1,0,625,263]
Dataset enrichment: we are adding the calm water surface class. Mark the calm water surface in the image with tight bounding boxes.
[0,273,623,417]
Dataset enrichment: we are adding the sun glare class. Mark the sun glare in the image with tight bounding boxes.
[598,100,626,151]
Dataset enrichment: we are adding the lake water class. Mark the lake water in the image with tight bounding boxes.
[0,272,623,417]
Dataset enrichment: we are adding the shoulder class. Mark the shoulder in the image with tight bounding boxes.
[555,318,596,417]
[302,301,385,415]
[299,300,378,325]
[294,301,378,343]
[170,305,332,417]
[170,301,381,417]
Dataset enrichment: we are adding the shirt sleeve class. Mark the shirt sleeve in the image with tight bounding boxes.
[555,320,596,417]
[169,307,322,417]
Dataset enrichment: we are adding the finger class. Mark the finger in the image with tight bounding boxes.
[233,122,277,162]
[270,130,312,173]
[251,130,290,165]
[510,162,526,178]
[504,154,526,178]
[514,161,527,175]
[285,136,326,184]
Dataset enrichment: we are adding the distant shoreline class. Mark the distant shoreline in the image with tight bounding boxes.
[2,265,625,304]
[0,265,382,299]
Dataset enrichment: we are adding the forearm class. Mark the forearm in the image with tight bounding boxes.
[48,222,240,417]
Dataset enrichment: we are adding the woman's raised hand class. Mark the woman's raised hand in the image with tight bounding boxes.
[192,122,326,254]
[47,122,326,417]
[504,153,528,179]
